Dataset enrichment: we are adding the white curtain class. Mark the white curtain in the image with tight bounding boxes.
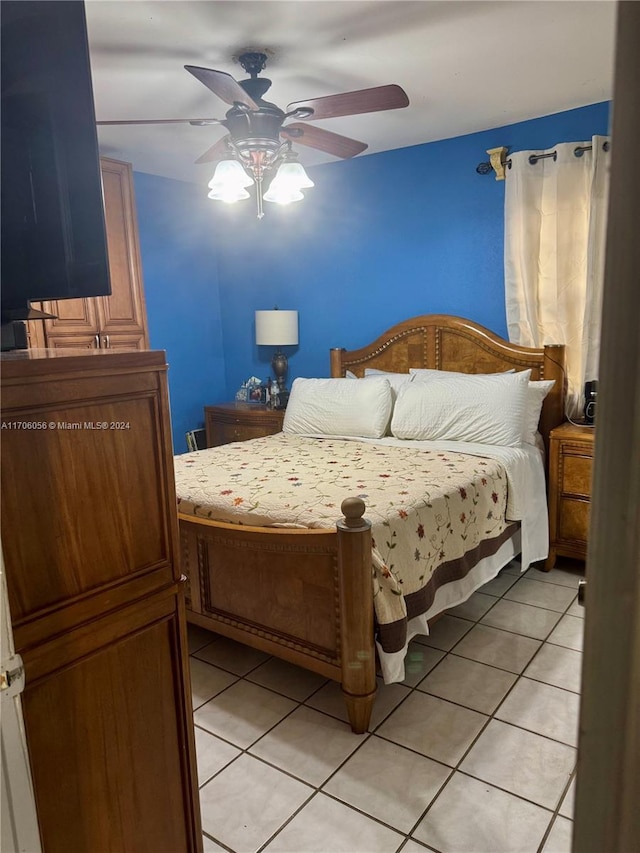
[504,136,610,417]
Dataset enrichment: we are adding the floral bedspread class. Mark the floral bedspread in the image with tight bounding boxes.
[174,433,512,651]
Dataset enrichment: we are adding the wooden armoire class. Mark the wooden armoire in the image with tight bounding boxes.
[0,349,202,852]
[27,157,149,351]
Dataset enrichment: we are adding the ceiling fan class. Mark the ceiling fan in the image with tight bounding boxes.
[97,51,410,217]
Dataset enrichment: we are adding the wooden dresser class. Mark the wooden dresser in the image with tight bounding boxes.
[205,402,284,447]
[0,349,201,852]
[546,421,596,570]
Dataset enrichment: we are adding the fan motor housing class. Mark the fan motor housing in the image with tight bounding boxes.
[226,104,285,146]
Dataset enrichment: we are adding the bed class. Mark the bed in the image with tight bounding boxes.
[177,315,565,733]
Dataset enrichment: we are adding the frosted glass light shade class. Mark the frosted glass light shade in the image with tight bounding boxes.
[263,187,304,205]
[264,162,314,204]
[207,186,250,203]
[208,159,254,190]
[255,310,299,346]
[276,162,314,189]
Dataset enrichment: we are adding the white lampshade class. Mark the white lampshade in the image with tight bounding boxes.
[255,310,299,346]
[264,162,314,204]
[208,159,254,190]
[263,187,304,205]
[276,162,314,189]
[207,186,250,203]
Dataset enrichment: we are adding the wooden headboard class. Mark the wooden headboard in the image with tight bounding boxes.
[330,314,566,454]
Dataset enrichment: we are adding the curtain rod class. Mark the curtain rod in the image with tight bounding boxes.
[476,140,610,179]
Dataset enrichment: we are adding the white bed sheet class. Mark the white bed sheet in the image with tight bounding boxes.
[378,530,521,682]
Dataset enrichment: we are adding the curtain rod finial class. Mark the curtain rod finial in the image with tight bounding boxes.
[486,146,509,181]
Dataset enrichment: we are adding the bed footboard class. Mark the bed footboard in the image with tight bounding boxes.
[179,498,376,733]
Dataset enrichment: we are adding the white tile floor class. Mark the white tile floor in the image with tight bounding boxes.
[188,558,584,853]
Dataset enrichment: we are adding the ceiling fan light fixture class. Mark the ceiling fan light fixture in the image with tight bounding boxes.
[100,55,409,219]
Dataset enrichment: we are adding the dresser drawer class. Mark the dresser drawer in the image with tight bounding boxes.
[561,452,593,498]
[204,403,285,448]
[558,497,591,545]
[209,421,277,446]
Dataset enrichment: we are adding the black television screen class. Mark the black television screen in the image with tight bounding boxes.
[1,0,111,322]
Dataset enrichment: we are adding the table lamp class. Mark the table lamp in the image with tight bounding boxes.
[255,309,298,398]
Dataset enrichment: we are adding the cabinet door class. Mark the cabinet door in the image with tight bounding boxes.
[39,297,100,340]
[100,332,148,351]
[97,158,149,346]
[28,159,148,351]
[1,363,176,627]
[37,333,100,350]
[26,322,47,349]
[22,590,201,853]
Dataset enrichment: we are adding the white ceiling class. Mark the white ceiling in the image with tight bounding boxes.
[86,0,617,184]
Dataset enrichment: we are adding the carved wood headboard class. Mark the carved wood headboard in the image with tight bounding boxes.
[330,314,566,455]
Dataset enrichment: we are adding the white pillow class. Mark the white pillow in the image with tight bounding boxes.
[283,377,393,438]
[410,367,515,379]
[364,368,409,375]
[362,369,413,400]
[390,370,531,446]
[410,368,553,445]
[523,379,555,445]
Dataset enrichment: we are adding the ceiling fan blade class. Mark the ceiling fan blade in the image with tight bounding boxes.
[194,134,232,165]
[96,118,223,126]
[282,123,367,159]
[286,84,409,121]
[184,65,259,111]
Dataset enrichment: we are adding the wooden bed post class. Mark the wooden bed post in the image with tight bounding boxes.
[336,497,377,734]
[330,347,346,377]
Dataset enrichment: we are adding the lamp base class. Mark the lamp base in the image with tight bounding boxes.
[271,350,288,392]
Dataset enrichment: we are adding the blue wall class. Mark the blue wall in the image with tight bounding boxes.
[135,101,609,445]
[134,172,226,450]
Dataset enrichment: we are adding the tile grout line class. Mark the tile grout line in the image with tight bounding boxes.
[535,768,577,853]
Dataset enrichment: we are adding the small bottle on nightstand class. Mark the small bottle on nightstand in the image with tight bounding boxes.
[269,378,279,409]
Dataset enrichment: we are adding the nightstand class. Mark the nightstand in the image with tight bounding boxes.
[204,402,285,447]
[545,422,596,570]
